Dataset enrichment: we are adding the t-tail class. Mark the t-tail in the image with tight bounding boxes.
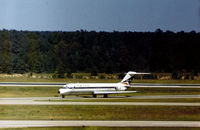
[120,71,150,85]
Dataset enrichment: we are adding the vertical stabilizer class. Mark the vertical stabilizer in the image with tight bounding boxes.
[121,71,150,84]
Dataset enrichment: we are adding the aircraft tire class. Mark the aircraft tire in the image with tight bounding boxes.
[103,94,108,98]
[62,95,65,98]
[93,94,97,98]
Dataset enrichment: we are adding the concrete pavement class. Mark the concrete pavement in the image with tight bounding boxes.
[0,120,200,128]
[0,97,200,106]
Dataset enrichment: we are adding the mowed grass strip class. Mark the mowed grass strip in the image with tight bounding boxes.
[0,105,200,121]
[1,77,200,84]
[0,78,120,83]
[0,86,60,97]
[130,87,200,95]
[133,80,200,84]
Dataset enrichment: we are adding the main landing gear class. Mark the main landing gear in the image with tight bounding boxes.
[62,95,65,98]
[93,94,108,98]
[103,94,108,98]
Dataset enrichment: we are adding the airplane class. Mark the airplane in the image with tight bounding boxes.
[58,71,149,98]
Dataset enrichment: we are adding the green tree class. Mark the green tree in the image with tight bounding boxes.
[27,32,41,73]
[0,30,11,73]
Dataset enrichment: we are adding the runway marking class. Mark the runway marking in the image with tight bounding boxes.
[0,120,200,128]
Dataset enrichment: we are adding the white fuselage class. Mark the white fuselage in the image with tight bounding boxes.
[58,83,128,95]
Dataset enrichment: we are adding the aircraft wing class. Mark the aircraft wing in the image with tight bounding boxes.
[94,91,137,94]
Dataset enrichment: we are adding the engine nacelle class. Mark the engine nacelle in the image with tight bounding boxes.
[116,85,127,91]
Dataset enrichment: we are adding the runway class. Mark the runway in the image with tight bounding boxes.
[1,94,200,100]
[0,120,199,128]
[0,96,200,106]
[1,101,200,106]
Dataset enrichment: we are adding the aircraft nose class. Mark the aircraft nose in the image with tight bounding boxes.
[58,90,60,94]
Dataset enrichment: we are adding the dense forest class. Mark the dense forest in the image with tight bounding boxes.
[0,29,199,75]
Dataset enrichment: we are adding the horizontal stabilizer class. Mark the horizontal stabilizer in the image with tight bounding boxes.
[121,71,150,83]
[94,91,137,94]
[133,72,151,75]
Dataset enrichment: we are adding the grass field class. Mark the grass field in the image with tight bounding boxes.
[0,78,120,83]
[0,105,200,121]
[0,77,200,84]
[129,87,200,95]
[0,86,60,97]
[133,80,200,84]
[1,127,200,130]
[0,86,200,97]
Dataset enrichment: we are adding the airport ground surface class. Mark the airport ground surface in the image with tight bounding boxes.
[0,82,200,128]
[1,96,200,106]
[0,120,200,128]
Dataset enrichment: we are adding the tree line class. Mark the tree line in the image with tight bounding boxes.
[0,29,199,76]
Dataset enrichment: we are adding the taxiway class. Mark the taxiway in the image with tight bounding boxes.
[0,120,199,128]
[0,96,200,106]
